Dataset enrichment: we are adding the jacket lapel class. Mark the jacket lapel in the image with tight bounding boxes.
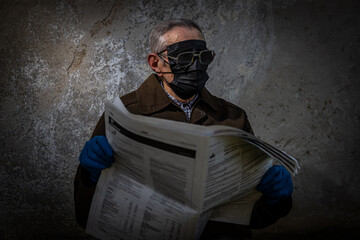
[136,74,173,114]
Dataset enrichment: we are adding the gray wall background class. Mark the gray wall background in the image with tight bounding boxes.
[1,0,359,239]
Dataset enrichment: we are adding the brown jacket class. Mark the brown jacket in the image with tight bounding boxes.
[74,74,291,239]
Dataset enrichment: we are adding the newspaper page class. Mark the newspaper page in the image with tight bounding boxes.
[210,127,300,175]
[86,98,300,240]
[86,98,212,240]
[205,127,299,225]
[205,136,273,225]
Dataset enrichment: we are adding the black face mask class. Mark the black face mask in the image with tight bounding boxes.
[158,40,210,99]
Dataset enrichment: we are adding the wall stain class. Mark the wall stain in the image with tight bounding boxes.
[90,0,120,37]
[67,46,87,74]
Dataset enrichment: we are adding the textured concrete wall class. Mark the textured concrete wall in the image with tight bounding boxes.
[1,0,359,239]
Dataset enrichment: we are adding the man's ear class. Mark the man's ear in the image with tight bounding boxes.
[147,53,162,76]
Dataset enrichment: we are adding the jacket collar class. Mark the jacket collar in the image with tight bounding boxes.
[136,74,221,114]
[198,85,222,112]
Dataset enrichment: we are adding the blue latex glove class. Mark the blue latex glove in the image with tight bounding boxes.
[79,135,114,183]
[257,165,293,205]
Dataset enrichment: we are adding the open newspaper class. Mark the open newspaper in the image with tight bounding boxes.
[86,98,300,240]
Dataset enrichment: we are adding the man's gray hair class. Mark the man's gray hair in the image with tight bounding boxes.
[149,18,204,53]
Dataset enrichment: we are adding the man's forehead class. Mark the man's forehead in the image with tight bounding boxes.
[163,26,204,46]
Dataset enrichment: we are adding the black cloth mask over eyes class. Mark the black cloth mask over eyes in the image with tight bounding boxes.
[161,39,210,100]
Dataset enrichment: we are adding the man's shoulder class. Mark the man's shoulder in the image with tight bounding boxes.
[119,74,169,115]
[199,89,253,133]
[201,88,246,114]
[120,91,140,114]
[120,90,137,105]
[215,96,245,111]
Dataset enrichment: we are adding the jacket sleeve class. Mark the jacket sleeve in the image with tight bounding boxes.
[74,113,106,228]
[250,195,292,229]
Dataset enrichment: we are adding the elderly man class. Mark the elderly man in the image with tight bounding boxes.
[75,19,293,239]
